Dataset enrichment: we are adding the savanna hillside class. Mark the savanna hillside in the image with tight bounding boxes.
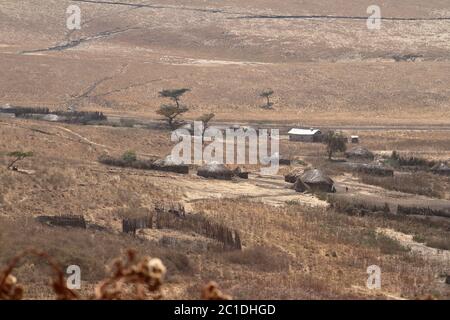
[0,0,449,124]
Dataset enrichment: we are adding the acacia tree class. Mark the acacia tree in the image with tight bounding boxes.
[323,131,347,160]
[159,88,190,108]
[157,88,191,129]
[6,151,33,170]
[197,113,215,144]
[260,89,274,109]
[156,104,189,129]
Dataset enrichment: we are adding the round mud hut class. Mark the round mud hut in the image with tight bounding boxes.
[345,146,375,161]
[293,178,309,193]
[233,167,249,179]
[431,162,450,176]
[197,163,234,180]
[301,169,335,193]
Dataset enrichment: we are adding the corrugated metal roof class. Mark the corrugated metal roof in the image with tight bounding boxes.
[288,128,321,135]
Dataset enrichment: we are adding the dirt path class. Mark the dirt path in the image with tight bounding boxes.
[55,126,110,149]
[147,172,328,207]
[377,228,450,264]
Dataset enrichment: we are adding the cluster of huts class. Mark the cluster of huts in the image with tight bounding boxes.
[282,146,395,194]
[100,153,251,180]
[343,146,394,176]
[197,162,249,180]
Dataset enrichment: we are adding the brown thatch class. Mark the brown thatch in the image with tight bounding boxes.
[345,146,374,161]
[197,163,233,180]
[431,162,450,176]
[153,156,189,174]
[301,169,335,193]
[284,168,303,183]
[233,167,249,179]
[279,158,291,166]
[293,178,309,193]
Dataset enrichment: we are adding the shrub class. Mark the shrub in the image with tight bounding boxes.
[122,151,137,163]
[119,118,136,128]
[389,151,437,169]
[6,151,33,169]
[98,154,154,170]
[323,131,347,160]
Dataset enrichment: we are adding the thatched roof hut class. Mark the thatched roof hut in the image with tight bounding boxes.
[293,178,309,193]
[153,156,189,174]
[301,169,335,193]
[345,146,374,161]
[197,163,233,180]
[431,162,450,176]
[284,168,303,183]
[233,167,249,179]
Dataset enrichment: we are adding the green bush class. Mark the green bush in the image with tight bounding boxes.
[121,150,137,163]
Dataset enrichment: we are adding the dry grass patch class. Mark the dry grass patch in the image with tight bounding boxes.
[223,246,291,272]
[358,172,448,199]
[193,199,449,299]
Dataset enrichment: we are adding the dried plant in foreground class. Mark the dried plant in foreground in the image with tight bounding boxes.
[0,249,78,300]
[94,249,167,300]
[201,281,232,300]
[0,249,231,300]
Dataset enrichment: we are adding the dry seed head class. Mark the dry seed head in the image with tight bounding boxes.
[5,275,17,286]
[148,258,166,280]
[201,281,232,300]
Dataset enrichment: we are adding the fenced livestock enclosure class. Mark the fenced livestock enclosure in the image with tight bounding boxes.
[0,106,106,124]
[122,203,242,250]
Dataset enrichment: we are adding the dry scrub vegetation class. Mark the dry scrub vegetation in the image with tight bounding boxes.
[358,173,448,199]
[0,243,230,300]
[1,197,448,299]
[193,200,449,299]
[0,218,195,299]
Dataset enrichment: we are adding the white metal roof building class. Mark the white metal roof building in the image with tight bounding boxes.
[288,128,322,142]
